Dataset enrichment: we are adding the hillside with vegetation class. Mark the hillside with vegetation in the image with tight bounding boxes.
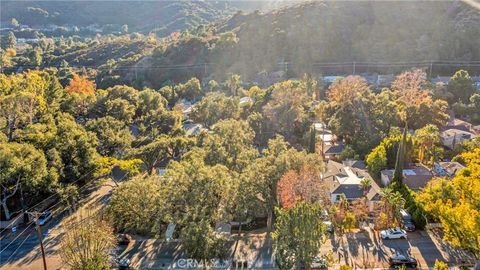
[138,1,480,86]
[0,1,235,36]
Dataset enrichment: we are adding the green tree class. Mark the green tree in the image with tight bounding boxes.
[202,119,257,172]
[360,177,372,196]
[86,116,133,158]
[137,108,181,140]
[191,92,240,127]
[448,70,475,103]
[0,71,55,141]
[414,124,441,166]
[207,79,219,92]
[300,73,318,100]
[308,124,316,153]
[128,135,195,174]
[29,47,43,66]
[175,77,203,101]
[392,125,407,185]
[136,88,167,116]
[366,144,387,179]
[0,143,48,220]
[108,175,164,234]
[379,187,406,228]
[54,113,99,182]
[4,31,16,49]
[162,152,236,260]
[57,184,79,214]
[263,80,310,142]
[225,74,242,96]
[273,202,327,270]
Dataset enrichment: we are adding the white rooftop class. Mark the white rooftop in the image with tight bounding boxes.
[336,167,364,184]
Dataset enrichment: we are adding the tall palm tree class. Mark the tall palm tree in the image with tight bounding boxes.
[380,187,405,226]
[360,177,372,197]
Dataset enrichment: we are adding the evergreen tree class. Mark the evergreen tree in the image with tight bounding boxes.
[4,31,16,49]
[308,125,316,153]
[392,124,407,185]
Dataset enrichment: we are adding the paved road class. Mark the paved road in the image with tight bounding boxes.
[0,181,115,270]
[115,229,474,270]
[0,210,66,267]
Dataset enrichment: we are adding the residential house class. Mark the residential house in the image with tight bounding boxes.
[360,73,378,88]
[322,143,345,160]
[342,160,367,170]
[380,164,434,192]
[473,125,480,135]
[431,76,451,85]
[440,128,476,149]
[323,161,381,212]
[314,122,336,145]
[254,70,285,86]
[376,74,394,88]
[434,162,464,178]
[322,76,344,85]
[442,118,474,133]
[182,122,205,137]
[471,76,480,91]
[176,99,195,119]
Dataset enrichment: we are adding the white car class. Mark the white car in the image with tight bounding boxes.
[380,228,407,240]
[311,255,328,269]
[322,221,333,233]
[33,210,53,226]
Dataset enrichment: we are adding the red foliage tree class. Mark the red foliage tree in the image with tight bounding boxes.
[277,166,327,209]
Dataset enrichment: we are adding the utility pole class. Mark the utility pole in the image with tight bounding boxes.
[352,61,356,75]
[28,212,47,270]
[429,61,433,78]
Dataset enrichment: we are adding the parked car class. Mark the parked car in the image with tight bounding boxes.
[311,255,328,269]
[33,211,52,226]
[400,209,416,231]
[118,258,131,270]
[402,219,416,232]
[389,254,418,268]
[380,228,407,240]
[322,221,333,233]
[117,234,132,245]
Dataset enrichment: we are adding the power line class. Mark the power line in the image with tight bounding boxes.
[0,222,35,255]
[7,60,480,72]
[4,228,33,264]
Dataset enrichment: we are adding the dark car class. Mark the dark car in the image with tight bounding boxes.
[117,234,132,245]
[400,209,416,232]
[402,219,416,232]
[389,254,418,268]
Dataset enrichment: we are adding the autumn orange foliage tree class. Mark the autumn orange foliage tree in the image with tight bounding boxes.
[66,74,95,95]
[277,166,327,209]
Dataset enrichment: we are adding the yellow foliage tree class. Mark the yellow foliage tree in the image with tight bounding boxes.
[418,148,480,257]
